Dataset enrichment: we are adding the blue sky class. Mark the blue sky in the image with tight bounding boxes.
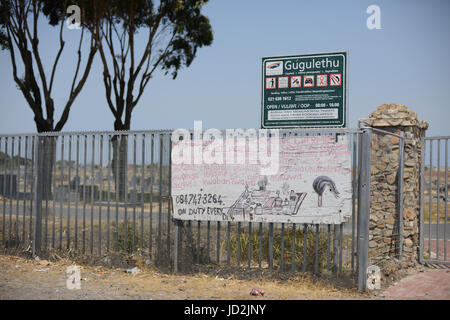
[0,0,449,135]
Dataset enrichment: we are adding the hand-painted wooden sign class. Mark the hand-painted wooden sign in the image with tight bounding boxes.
[171,135,352,224]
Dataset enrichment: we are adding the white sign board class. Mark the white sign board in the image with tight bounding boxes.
[171,135,352,224]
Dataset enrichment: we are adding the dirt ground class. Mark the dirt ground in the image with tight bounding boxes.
[0,253,371,300]
[1,253,448,300]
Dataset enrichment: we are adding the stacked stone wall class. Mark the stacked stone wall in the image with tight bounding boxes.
[361,103,428,269]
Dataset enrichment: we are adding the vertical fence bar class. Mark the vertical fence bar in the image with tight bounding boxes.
[351,132,357,272]
[173,219,180,273]
[356,131,362,272]
[67,136,72,250]
[124,134,129,253]
[398,132,405,260]
[428,140,432,258]
[29,136,35,244]
[52,137,57,249]
[248,222,252,268]
[149,134,154,256]
[333,219,339,273]
[158,134,163,258]
[31,137,35,254]
[291,223,296,272]
[9,137,14,244]
[187,221,192,265]
[357,129,372,292]
[217,221,221,264]
[419,137,425,263]
[303,224,307,272]
[227,221,231,266]
[314,224,319,274]
[43,138,48,249]
[132,134,137,252]
[268,222,274,269]
[113,136,119,251]
[15,137,21,245]
[197,221,201,264]
[327,224,331,270]
[339,222,343,274]
[44,143,50,250]
[32,137,44,255]
[22,136,28,246]
[436,139,441,260]
[237,221,241,267]
[75,135,80,251]
[179,220,183,271]
[2,137,6,245]
[90,135,95,254]
[141,134,145,250]
[59,136,64,250]
[106,135,111,252]
[444,138,448,262]
[207,220,211,264]
[167,135,171,261]
[258,222,262,268]
[83,135,87,253]
[98,135,103,255]
[280,223,285,271]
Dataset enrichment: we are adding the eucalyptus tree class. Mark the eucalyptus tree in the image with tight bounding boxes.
[0,0,100,200]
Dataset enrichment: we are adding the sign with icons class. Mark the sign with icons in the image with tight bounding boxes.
[261,52,347,128]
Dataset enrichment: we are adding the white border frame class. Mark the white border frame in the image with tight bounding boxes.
[261,51,349,129]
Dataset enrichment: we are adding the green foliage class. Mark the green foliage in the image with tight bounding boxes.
[0,1,10,50]
[40,0,214,79]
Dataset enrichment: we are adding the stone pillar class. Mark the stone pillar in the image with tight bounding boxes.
[360,103,428,268]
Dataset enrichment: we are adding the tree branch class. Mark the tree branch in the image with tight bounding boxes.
[48,16,65,94]
[54,33,98,131]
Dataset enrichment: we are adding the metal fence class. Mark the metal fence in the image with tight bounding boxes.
[420,136,449,265]
[0,131,173,267]
[0,128,373,290]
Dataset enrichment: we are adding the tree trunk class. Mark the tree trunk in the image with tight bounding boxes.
[34,136,56,201]
[34,136,56,253]
[111,135,128,202]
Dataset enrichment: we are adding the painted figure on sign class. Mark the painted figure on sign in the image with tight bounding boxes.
[274,190,283,208]
[312,176,340,207]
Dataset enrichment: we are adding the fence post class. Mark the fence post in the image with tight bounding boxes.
[268,222,274,269]
[173,219,181,273]
[397,131,405,261]
[357,129,372,292]
[419,137,425,264]
[32,136,44,256]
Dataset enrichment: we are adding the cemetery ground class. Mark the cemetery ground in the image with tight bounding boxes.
[0,250,448,300]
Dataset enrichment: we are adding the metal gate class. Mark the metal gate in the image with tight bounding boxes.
[420,136,449,266]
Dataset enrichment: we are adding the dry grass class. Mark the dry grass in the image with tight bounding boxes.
[0,252,368,300]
